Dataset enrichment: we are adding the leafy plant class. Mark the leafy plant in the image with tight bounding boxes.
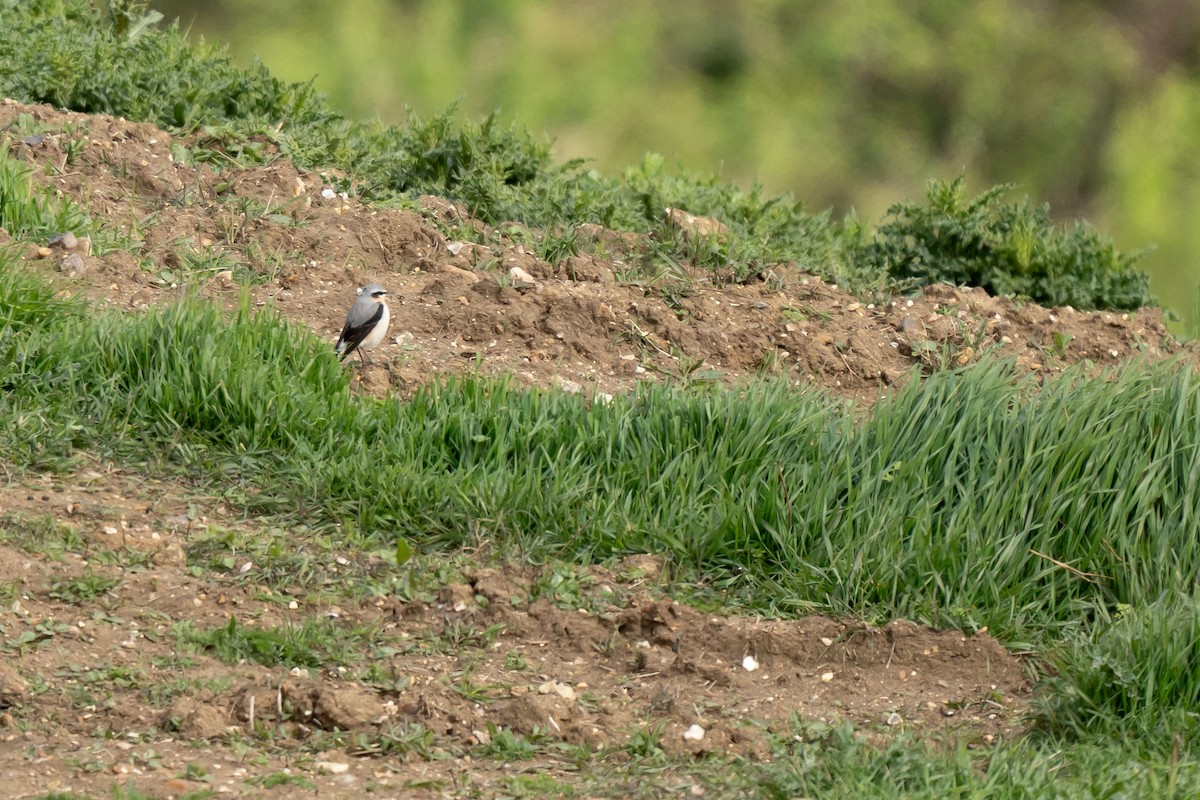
[860,177,1153,310]
[175,615,379,669]
[47,574,121,603]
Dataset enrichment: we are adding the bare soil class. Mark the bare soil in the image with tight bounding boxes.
[0,99,1183,798]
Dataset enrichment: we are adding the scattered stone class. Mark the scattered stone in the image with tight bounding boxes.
[308,685,386,730]
[315,761,350,775]
[0,666,29,707]
[59,253,85,274]
[618,553,664,581]
[442,263,479,281]
[820,672,834,682]
[494,694,572,737]
[538,680,576,702]
[439,582,477,612]
[418,194,470,223]
[663,207,729,244]
[160,698,228,739]
[742,655,759,672]
[152,541,186,566]
[886,712,903,726]
[508,266,538,290]
[48,231,79,250]
[553,376,582,394]
[683,723,706,741]
[212,269,236,289]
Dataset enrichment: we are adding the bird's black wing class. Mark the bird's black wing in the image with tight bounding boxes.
[335,303,385,360]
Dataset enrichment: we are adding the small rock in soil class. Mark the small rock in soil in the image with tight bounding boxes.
[59,253,85,273]
[508,266,538,290]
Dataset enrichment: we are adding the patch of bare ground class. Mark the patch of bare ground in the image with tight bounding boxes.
[0,475,1027,798]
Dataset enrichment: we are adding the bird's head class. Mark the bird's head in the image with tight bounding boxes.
[360,283,388,301]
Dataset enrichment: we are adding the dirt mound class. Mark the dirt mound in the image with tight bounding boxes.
[1,98,1184,407]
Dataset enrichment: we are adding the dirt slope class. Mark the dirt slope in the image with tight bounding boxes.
[0,98,1180,798]
[1,98,1181,405]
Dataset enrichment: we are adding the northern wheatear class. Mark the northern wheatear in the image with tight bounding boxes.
[335,283,391,365]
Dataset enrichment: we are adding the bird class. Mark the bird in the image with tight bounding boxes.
[335,283,391,365]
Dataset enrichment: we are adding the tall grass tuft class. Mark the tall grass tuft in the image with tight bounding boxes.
[1036,592,1200,742]
[0,149,91,242]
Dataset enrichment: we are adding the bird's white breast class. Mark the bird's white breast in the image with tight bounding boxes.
[361,301,391,351]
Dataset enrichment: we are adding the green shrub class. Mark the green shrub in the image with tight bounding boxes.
[860,177,1153,310]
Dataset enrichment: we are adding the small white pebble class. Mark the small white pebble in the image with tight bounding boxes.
[683,724,706,741]
[316,761,350,774]
[742,655,759,672]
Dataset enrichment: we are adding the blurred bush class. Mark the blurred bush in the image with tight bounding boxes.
[151,0,1200,324]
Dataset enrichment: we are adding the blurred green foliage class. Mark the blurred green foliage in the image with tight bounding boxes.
[0,0,1155,310]
[863,178,1151,310]
[150,0,1200,326]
